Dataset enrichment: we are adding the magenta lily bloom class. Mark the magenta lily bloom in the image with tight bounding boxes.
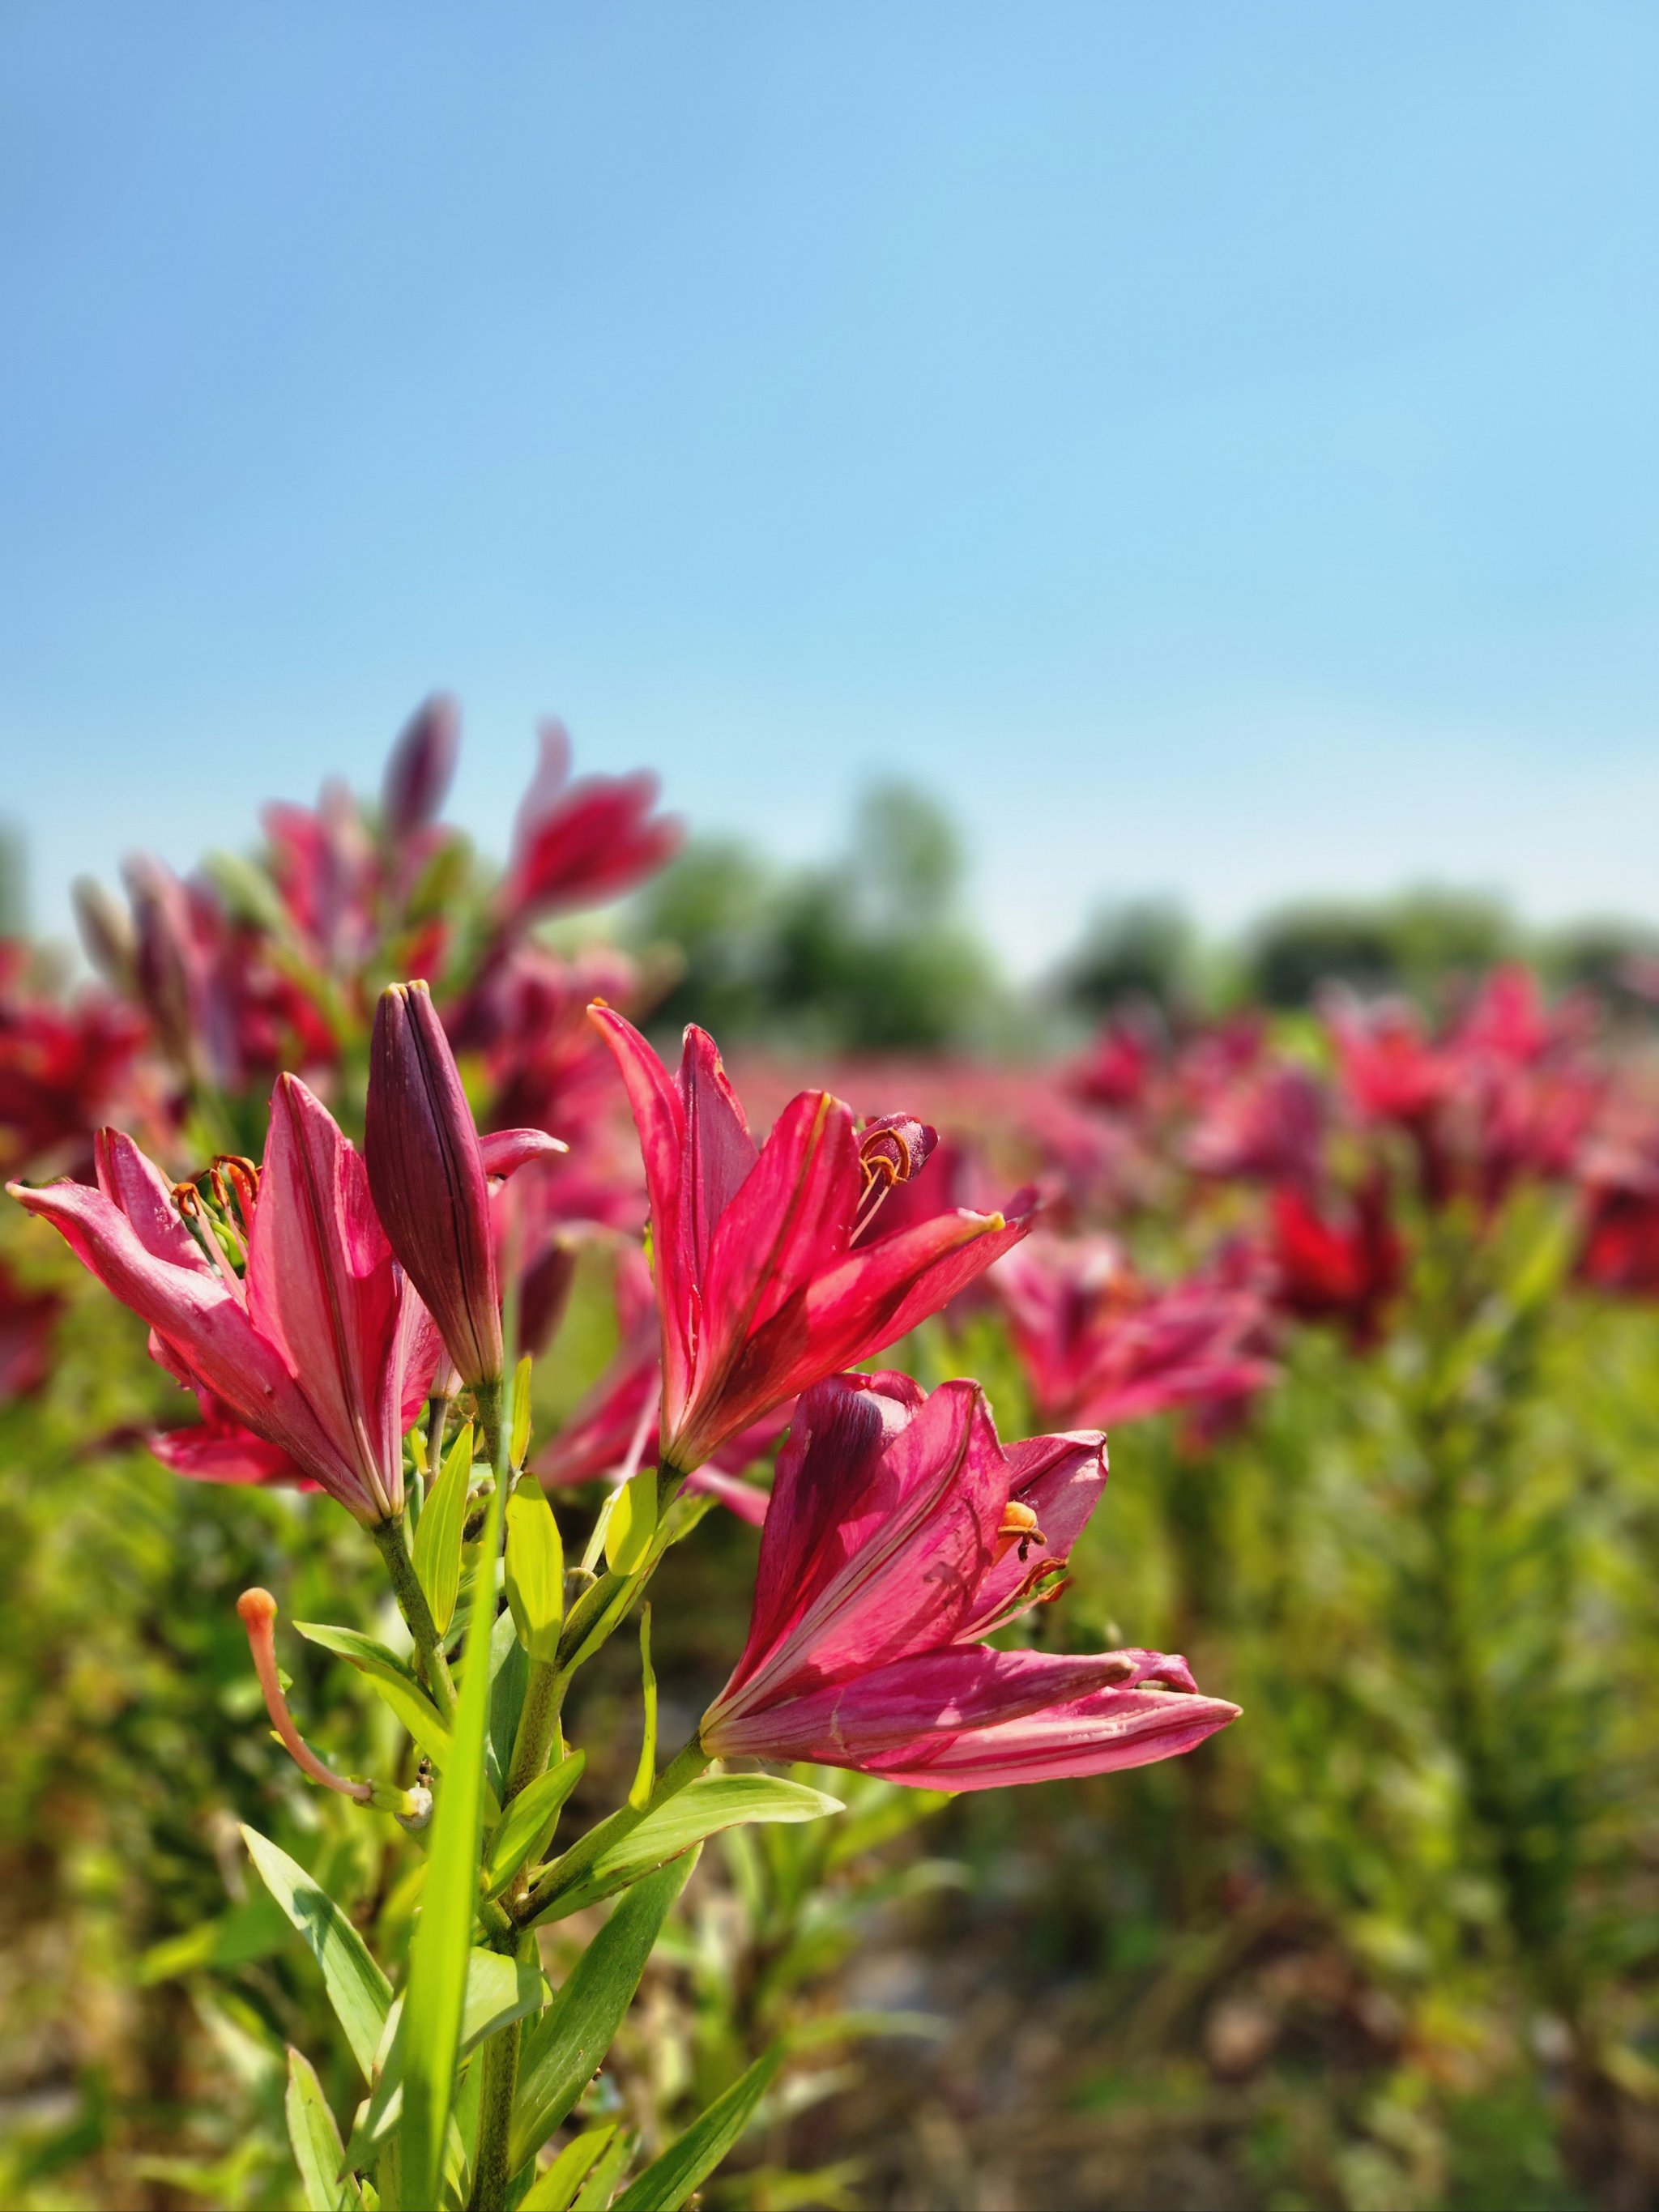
[702,1372,1236,1788]
[993,1234,1274,1430]
[497,722,684,926]
[7,1076,439,1524]
[366,980,565,1389]
[591,1010,1036,1473]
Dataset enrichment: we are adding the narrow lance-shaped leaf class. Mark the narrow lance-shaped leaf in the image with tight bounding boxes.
[612,2044,784,2212]
[413,1417,474,1636]
[520,2126,616,2212]
[342,1947,549,2167]
[531,1775,841,1925]
[509,1852,699,2173]
[284,2045,365,2212]
[505,1474,564,1661]
[399,1471,504,2208]
[241,1825,390,2081]
[574,2131,637,2211]
[629,1607,657,1811]
[510,1352,534,1464]
[484,1753,586,1899]
[291,1622,454,1772]
[604,1467,656,1575]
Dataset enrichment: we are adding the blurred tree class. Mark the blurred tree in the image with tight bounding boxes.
[1540,917,1659,1004]
[1245,889,1518,1008]
[1058,898,1199,1018]
[629,784,1000,1051]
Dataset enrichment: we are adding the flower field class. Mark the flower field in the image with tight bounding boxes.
[2,702,1658,2210]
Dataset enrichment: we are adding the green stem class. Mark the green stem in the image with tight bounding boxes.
[474,1375,504,1474]
[371,1514,458,1724]
[467,2012,522,2212]
[505,1656,562,1805]
[516,1737,708,1928]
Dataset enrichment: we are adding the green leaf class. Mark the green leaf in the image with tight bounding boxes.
[488,1603,530,1801]
[399,1469,504,2209]
[414,1418,474,1637]
[484,1753,586,1899]
[508,1852,697,2173]
[629,1609,657,1811]
[573,2131,636,2211]
[291,1622,454,1772]
[521,2127,617,2212]
[505,1475,564,1661]
[241,1826,391,2081]
[603,1468,656,1575]
[342,1948,549,2166]
[612,2044,783,2211]
[138,1885,290,1983]
[284,2046,363,2212]
[533,1777,842,1924]
[510,1353,535,1465]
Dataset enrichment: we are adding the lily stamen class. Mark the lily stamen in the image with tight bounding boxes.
[173,1176,246,1293]
[237,1589,373,1803]
[996,1499,1047,1565]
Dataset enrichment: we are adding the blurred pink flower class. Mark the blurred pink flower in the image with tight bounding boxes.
[497,722,684,926]
[9,1077,439,1522]
[1183,1063,1325,1189]
[1266,1169,1402,1347]
[592,1009,1034,1472]
[993,1233,1274,1430]
[702,1371,1236,1788]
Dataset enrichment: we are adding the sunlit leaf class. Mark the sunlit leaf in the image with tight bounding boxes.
[413,1417,474,1637]
[520,2126,616,2212]
[291,1621,454,1771]
[611,2043,783,2211]
[603,1468,656,1575]
[505,1474,564,1660]
[284,2046,363,2212]
[484,1753,586,1899]
[399,1473,503,2208]
[241,1827,390,2081]
[532,1778,842,1924]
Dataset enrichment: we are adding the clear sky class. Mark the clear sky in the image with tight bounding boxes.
[3,3,1657,971]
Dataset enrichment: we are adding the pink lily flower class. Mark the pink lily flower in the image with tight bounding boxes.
[532,1247,791,1523]
[590,1010,1036,1473]
[7,1076,439,1524]
[702,1372,1237,1788]
[497,722,684,927]
[993,1234,1274,1430]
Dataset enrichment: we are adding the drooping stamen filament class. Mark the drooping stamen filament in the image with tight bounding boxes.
[237,1588,373,1802]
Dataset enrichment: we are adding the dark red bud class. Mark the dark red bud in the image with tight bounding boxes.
[382,695,460,841]
[366,981,501,1386]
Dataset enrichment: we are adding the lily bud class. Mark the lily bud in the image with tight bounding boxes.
[367,981,503,1387]
[382,694,460,841]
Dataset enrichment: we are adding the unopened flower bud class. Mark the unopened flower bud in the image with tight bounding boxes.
[72,876,134,987]
[382,695,460,841]
[367,981,503,1388]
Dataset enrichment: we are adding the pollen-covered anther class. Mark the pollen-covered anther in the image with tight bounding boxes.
[854,1114,939,1236]
[996,1498,1047,1564]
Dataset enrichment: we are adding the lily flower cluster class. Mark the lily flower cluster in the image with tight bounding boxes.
[11,980,1226,1779]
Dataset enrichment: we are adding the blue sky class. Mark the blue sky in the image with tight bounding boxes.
[3,3,1657,970]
